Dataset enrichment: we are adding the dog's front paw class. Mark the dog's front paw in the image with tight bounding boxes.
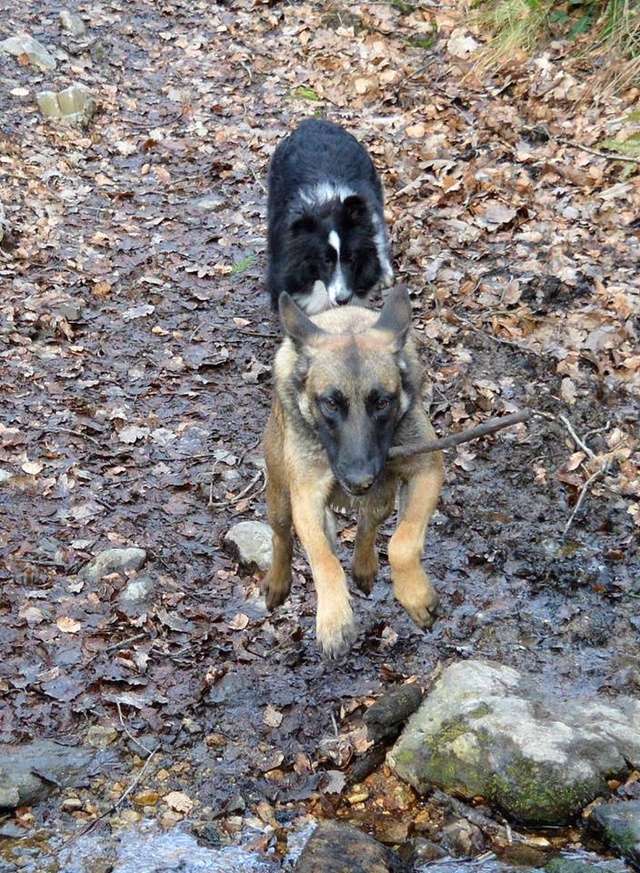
[263,569,291,611]
[395,578,439,630]
[316,598,357,659]
[352,552,379,595]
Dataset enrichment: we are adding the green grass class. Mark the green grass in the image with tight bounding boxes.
[472,0,640,86]
[230,254,256,276]
[290,85,321,102]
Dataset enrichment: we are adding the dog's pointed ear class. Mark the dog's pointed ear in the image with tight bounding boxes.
[374,285,412,352]
[342,194,369,226]
[279,292,323,347]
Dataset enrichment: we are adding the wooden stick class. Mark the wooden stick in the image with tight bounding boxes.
[389,410,530,459]
[556,136,640,166]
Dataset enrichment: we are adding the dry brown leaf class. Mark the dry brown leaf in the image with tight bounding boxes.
[263,704,284,728]
[164,790,194,813]
[56,617,81,634]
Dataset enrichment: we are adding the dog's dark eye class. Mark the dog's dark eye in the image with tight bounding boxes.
[342,251,354,265]
[320,396,338,415]
[375,396,392,412]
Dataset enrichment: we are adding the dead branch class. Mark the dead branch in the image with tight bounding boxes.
[389,410,530,460]
[208,469,265,509]
[533,409,595,458]
[563,462,610,537]
[556,136,640,166]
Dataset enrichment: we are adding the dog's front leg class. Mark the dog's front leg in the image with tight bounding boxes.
[291,475,356,658]
[388,455,443,629]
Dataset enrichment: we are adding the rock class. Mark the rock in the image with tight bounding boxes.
[59,10,86,36]
[0,740,92,809]
[364,683,423,743]
[0,469,14,486]
[440,817,486,857]
[86,725,118,749]
[388,661,640,826]
[0,35,56,71]
[79,547,147,583]
[294,821,408,872]
[36,84,96,125]
[118,574,155,608]
[224,521,272,573]
[408,837,446,863]
[590,801,640,867]
[545,857,628,873]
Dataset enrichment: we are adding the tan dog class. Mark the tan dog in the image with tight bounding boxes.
[262,286,443,658]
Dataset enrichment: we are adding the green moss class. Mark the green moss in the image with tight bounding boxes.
[231,253,256,276]
[290,85,320,102]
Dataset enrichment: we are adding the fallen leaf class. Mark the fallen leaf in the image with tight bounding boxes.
[21,460,43,475]
[164,791,194,813]
[119,425,149,444]
[228,612,249,630]
[56,617,81,634]
[560,377,577,406]
[263,704,284,728]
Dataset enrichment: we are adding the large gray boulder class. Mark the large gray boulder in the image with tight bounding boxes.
[388,661,640,826]
[0,740,93,808]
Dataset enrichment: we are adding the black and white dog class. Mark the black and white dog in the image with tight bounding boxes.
[266,119,394,315]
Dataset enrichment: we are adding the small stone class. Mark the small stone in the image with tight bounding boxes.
[0,469,14,485]
[0,35,56,71]
[347,788,370,804]
[80,547,146,583]
[133,790,160,807]
[36,84,96,125]
[410,837,447,863]
[224,521,272,573]
[118,574,154,607]
[61,797,83,812]
[294,821,404,872]
[181,717,202,735]
[86,725,118,749]
[441,817,486,857]
[60,10,86,36]
[119,809,140,824]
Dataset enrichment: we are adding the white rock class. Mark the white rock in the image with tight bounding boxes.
[225,521,272,572]
[80,547,147,583]
[0,35,56,71]
[60,10,86,37]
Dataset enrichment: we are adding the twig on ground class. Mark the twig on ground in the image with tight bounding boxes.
[66,748,158,845]
[208,469,264,509]
[105,632,147,654]
[533,410,595,458]
[389,411,530,460]
[556,137,640,166]
[563,462,610,537]
[116,702,154,756]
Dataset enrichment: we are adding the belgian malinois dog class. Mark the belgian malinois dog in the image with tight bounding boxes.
[262,286,444,658]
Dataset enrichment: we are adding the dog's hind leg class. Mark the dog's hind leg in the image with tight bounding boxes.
[291,473,356,659]
[263,475,293,610]
[352,481,395,595]
[262,409,293,610]
[388,454,443,629]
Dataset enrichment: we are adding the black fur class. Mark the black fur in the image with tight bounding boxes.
[267,119,392,314]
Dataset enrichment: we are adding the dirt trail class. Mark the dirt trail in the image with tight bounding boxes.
[0,0,638,861]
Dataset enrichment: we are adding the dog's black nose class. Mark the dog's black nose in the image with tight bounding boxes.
[335,295,352,306]
[342,471,375,494]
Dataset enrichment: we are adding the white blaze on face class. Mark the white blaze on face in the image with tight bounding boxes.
[326,230,351,306]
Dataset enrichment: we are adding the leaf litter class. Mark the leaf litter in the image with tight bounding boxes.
[0,0,638,868]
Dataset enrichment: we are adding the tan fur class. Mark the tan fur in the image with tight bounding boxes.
[262,300,444,659]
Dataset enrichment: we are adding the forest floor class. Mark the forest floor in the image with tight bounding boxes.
[0,0,639,870]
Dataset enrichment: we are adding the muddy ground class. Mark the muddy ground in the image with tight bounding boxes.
[0,0,638,869]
